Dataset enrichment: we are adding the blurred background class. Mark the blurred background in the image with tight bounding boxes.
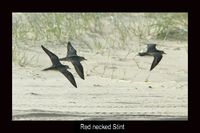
[12,13,188,67]
[12,13,188,120]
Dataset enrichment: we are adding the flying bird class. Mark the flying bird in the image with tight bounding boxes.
[41,45,77,88]
[138,44,166,71]
[59,42,86,80]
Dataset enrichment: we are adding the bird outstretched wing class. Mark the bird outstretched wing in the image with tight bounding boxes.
[41,45,61,66]
[58,66,77,88]
[67,42,77,57]
[150,52,163,71]
[147,44,157,52]
[71,60,84,80]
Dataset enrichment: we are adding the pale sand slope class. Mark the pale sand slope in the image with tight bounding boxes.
[12,41,188,120]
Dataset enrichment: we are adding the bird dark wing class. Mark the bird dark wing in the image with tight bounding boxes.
[41,45,61,66]
[150,52,163,71]
[57,66,77,88]
[71,60,84,80]
[147,44,157,52]
[67,42,77,57]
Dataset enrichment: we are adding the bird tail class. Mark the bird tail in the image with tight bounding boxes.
[59,57,67,61]
[138,52,147,56]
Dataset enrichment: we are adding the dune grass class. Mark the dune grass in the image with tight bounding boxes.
[12,13,188,67]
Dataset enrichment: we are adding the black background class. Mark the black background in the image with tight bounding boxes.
[0,0,196,132]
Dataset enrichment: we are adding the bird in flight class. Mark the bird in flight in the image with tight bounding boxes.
[138,44,166,71]
[41,45,77,88]
[59,41,86,80]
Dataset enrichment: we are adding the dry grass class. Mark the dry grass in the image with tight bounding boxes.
[12,13,188,68]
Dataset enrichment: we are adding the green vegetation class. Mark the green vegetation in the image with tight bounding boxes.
[12,13,188,66]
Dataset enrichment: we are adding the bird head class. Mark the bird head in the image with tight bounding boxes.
[80,57,87,61]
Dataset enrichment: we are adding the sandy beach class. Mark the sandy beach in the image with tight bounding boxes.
[12,41,188,120]
[12,13,188,121]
